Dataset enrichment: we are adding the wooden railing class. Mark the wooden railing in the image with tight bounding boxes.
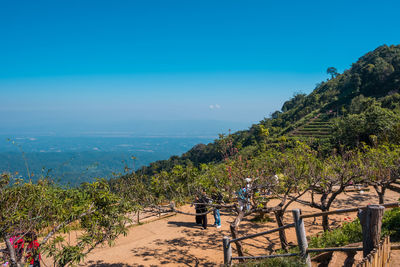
[356,236,390,267]
[222,202,400,266]
[223,209,309,266]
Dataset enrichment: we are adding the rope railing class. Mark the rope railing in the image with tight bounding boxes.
[300,202,399,219]
[148,203,214,216]
[232,253,299,260]
[230,223,295,243]
[307,247,363,253]
[191,202,236,209]
[143,201,239,217]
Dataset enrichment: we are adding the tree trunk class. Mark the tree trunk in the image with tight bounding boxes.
[373,185,385,205]
[4,236,22,267]
[321,206,330,232]
[379,186,386,204]
[322,214,329,232]
[274,209,288,251]
[321,200,332,232]
[230,211,245,262]
[320,194,330,232]
[378,192,385,205]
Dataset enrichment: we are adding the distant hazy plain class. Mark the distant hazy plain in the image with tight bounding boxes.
[0,120,249,185]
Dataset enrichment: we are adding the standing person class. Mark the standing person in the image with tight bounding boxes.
[237,178,252,211]
[211,189,223,228]
[198,190,210,229]
[26,232,40,267]
[193,194,202,225]
[245,178,252,211]
[237,186,247,211]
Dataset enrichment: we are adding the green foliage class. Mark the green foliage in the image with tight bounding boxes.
[309,208,400,249]
[233,257,306,267]
[327,67,339,79]
[309,219,363,248]
[382,207,400,242]
[282,93,307,112]
[0,175,131,267]
[361,144,400,189]
[250,213,274,223]
[333,103,400,147]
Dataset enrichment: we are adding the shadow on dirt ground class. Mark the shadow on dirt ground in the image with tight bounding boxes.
[130,228,221,266]
[85,260,136,267]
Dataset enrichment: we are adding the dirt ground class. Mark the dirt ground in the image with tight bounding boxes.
[66,188,399,267]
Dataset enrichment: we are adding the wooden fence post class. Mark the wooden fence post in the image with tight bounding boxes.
[387,236,391,266]
[223,236,232,266]
[292,209,311,267]
[357,205,384,258]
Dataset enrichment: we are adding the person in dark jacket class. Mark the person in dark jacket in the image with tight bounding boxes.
[198,190,210,229]
[194,194,202,225]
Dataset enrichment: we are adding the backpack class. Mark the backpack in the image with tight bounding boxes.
[237,187,248,200]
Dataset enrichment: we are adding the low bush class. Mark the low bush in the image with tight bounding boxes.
[309,219,362,248]
[250,213,274,223]
[382,207,400,242]
[233,257,306,267]
[309,207,400,248]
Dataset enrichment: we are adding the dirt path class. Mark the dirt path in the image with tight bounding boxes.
[77,188,399,267]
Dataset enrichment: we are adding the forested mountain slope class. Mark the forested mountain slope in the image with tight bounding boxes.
[137,45,400,176]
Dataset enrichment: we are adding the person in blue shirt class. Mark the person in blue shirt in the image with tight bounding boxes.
[237,178,252,211]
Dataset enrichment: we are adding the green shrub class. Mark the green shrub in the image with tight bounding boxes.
[309,219,362,248]
[382,207,400,242]
[309,207,400,249]
[250,213,274,223]
[233,257,306,267]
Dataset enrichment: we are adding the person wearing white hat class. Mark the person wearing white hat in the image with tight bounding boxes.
[245,178,252,211]
[237,178,252,211]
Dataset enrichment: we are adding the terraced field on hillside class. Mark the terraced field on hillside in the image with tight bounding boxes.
[290,114,334,139]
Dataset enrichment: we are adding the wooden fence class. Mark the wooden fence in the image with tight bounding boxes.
[222,202,400,266]
[356,236,390,267]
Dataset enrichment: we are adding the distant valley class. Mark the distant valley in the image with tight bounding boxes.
[0,135,216,185]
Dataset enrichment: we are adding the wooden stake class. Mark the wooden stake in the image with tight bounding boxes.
[223,236,232,266]
[358,205,384,258]
[292,209,311,267]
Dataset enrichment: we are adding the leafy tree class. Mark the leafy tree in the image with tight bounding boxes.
[281,93,307,112]
[361,144,400,204]
[295,150,364,231]
[327,67,339,79]
[219,143,319,254]
[334,104,400,147]
[0,175,130,267]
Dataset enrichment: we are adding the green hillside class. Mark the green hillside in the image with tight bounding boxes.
[137,44,400,176]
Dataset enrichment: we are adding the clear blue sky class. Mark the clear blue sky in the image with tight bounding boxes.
[1,0,400,135]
